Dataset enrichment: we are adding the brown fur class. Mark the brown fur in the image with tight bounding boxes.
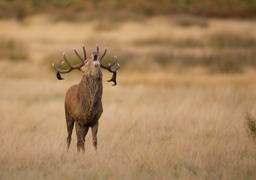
[65,59,103,151]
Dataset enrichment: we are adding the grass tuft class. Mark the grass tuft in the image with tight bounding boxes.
[244,112,256,140]
[210,32,256,48]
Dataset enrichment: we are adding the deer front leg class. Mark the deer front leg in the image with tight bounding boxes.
[66,114,75,150]
[75,122,89,152]
[91,121,99,150]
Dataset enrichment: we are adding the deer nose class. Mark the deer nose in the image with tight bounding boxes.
[93,61,100,67]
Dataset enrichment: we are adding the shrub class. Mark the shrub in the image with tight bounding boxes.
[244,112,256,141]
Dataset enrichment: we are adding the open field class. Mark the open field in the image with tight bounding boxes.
[1,15,256,179]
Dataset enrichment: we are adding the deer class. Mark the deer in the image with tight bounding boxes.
[52,45,120,152]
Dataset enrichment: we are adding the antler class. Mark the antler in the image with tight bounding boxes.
[52,45,87,80]
[93,44,107,61]
[100,56,120,86]
[52,45,120,85]
[94,45,120,86]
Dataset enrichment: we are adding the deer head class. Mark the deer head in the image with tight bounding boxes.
[52,45,120,85]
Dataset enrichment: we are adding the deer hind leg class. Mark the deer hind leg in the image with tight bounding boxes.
[91,121,99,150]
[75,122,89,152]
[66,115,74,150]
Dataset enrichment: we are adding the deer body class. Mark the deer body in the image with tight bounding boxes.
[65,69,103,151]
[65,75,103,124]
[52,45,120,152]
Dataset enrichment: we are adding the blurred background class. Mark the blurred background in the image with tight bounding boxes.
[0,0,256,81]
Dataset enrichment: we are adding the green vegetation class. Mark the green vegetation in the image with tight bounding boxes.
[1,0,256,20]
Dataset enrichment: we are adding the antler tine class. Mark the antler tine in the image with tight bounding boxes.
[51,61,64,70]
[100,55,120,86]
[51,52,74,74]
[73,48,85,63]
[63,52,72,67]
[96,44,99,56]
[52,59,71,80]
[52,48,86,80]
[113,56,120,70]
[83,45,87,60]
[108,56,118,68]
[99,48,107,61]
[65,51,85,69]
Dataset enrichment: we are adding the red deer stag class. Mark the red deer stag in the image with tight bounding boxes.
[52,45,120,152]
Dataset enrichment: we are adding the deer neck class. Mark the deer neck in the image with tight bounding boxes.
[77,71,103,113]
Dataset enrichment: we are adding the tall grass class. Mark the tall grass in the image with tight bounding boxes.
[131,30,256,73]
[0,38,28,61]
[0,77,256,179]
[210,32,256,48]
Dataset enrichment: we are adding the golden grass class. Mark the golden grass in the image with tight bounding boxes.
[0,15,256,179]
[245,112,256,140]
[1,76,256,179]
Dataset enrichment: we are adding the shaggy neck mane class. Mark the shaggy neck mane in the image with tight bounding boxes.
[77,69,103,116]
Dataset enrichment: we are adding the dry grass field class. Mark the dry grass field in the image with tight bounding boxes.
[1,15,256,179]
